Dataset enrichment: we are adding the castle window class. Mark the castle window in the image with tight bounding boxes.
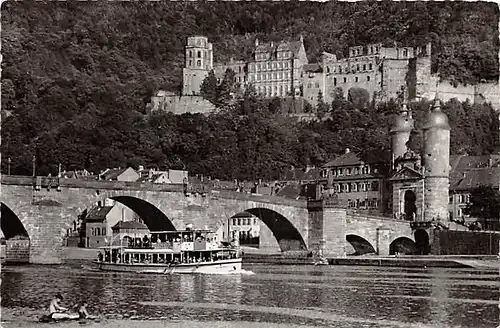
[267,73,271,80]
[356,64,360,71]
[279,62,283,69]
[403,49,408,57]
[334,77,337,86]
[284,62,289,69]
[197,60,201,67]
[351,50,355,57]
[188,60,192,66]
[197,51,201,58]
[239,66,242,73]
[102,228,106,236]
[238,76,241,83]
[189,50,193,58]
[369,63,373,70]
[339,66,342,73]
[267,63,271,69]
[273,62,276,69]
[327,66,330,73]
[355,76,359,83]
[370,46,373,54]
[357,49,360,55]
[257,64,261,71]
[352,183,357,192]
[278,72,283,79]
[273,72,277,79]
[363,64,366,71]
[343,77,347,83]
[367,76,371,82]
[346,168,351,175]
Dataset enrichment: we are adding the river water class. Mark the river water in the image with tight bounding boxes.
[1,261,499,328]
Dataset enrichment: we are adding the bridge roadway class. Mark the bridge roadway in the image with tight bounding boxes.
[1,175,415,264]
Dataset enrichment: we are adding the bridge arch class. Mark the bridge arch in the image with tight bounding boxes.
[414,229,430,255]
[1,203,31,263]
[346,234,376,255]
[75,192,177,234]
[389,237,417,255]
[235,207,307,252]
[1,203,30,240]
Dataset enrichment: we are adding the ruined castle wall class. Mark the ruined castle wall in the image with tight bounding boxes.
[415,56,432,100]
[381,59,409,100]
[152,95,216,115]
[475,82,500,110]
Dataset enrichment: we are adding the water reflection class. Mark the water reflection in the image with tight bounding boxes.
[1,262,498,328]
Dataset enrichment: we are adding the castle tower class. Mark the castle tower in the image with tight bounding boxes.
[390,102,414,169]
[422,96,450,222]
[182,36,213,96]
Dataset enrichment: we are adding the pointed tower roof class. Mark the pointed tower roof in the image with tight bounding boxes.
[390,91,414,133]
[422,94,450,130]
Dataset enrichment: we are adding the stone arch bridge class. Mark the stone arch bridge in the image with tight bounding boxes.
[2,176,414,264]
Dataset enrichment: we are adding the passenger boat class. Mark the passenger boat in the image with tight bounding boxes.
[92,229,242,274]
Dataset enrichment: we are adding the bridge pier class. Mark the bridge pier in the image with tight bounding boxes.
[5,238,30,263]
[308,200,349,257]
[375,227,392,256]
[26,210,66,264]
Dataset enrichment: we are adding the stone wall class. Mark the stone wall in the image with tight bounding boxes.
[431,230,500,255]
[148,93,216,115]
[5,239,30,263]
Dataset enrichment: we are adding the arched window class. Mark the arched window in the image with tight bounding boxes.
[369,63,373,70]
[189,50,193,58]
[197,60,201,67]
[197,51,201,58]
[334,77,337,86]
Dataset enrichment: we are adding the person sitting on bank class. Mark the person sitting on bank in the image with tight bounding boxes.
[78,302,96,320]
[49,294,78,320]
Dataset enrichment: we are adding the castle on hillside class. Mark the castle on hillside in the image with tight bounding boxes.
[147,36,499,114]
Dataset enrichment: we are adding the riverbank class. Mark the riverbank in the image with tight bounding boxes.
[0,307,316,328]
[242,252,499,270]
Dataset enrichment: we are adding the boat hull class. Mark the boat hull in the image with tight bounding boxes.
[93,259,242,274]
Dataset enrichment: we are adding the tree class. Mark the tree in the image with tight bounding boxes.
[217,68,236,109]
[200,70,218,105]
[316,90,329,119]
[464,186,500,231]
[347,87,370,109]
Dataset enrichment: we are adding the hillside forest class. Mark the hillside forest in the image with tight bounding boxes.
[1,1,499,180]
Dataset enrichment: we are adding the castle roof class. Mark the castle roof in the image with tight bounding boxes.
[303,63,323,73]
[255,38,303,56]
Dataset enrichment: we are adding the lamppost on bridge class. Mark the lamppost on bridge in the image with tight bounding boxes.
[7,157,11,175]
[32,155,36,177]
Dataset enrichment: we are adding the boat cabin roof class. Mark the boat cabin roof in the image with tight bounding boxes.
[150,230,214,234]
